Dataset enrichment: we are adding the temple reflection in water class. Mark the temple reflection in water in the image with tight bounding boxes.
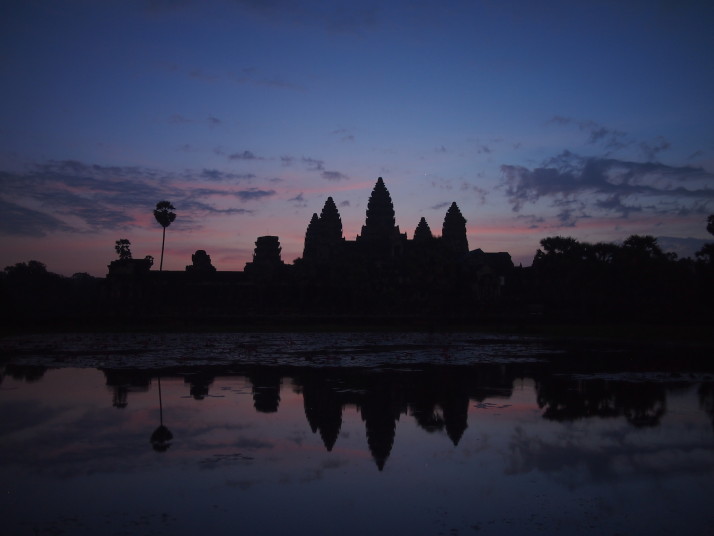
[93,362,692,471]
[3,347,714,536]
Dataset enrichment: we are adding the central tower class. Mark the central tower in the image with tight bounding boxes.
[356,177,406,259]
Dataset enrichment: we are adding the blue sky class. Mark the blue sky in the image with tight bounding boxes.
[1,0,713,276]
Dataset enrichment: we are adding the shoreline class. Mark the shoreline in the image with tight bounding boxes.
[2,313,712,349]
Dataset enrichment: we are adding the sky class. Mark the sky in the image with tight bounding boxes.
[1,0,713,276]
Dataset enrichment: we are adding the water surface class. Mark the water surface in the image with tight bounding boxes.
[1,332,713,535]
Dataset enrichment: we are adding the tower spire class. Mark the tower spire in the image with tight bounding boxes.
[413,217,433,242]
[356,177,406,259]
[302,213,320,260]
[319,197,343,244]
[442,202,468,255]
[358,177,397,241]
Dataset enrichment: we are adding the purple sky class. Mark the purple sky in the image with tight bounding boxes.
[1,0,713,276]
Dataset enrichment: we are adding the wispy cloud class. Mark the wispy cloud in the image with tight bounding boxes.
[169,113,193,124]
[228,66,305,91]
[322,170,348,181]
[476,144,491,154]
[288,192,307,207]
[0,198,75,237]
[189,68,220,82]
[222,151,342,179]
[0,165,159,235]
[180,199,253,216]
[516,213,546,230]
[639,136,670,161]
[500,151,714,225]
[228,150,264,161]
[460,183,488,204]
[229,0,379,35]
[302,157,325,171]
[163,61,304,91]
[169,114,223,128]
[201,169,255,181]
[0,160,275,237]
[429,177,461,191]
[548,116,678,163]
[331,128,355,142]
[234,188,276,201]
[549,116,630,153]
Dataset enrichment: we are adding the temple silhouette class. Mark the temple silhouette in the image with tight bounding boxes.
[105,177,514,320]
[5,177,708,327]
[92,358,686,470]
[99,364,519,470]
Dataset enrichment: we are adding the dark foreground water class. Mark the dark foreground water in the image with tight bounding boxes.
[1,332,714,535]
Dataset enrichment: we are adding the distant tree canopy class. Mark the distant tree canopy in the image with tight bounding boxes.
[622,234,670,261]
[526,234,711,321]
[696,244,714,264]
[1,260,100,321]
[115,239,132,260]
[3,260,50,277]
[533,234,673,266]
[696,214,714,265]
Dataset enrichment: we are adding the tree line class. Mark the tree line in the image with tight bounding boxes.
[506,216,714,322]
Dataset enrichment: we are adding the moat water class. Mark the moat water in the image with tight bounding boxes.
[1,332,713,535]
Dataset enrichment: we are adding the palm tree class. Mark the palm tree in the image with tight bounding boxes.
[150,375,173,452]
[153,201,176,271]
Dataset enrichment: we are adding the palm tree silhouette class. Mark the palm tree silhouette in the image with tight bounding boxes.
[153,201,176,271]
[150,375,173,452]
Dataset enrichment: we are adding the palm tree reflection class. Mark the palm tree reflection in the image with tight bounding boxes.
[150,375,173,452]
